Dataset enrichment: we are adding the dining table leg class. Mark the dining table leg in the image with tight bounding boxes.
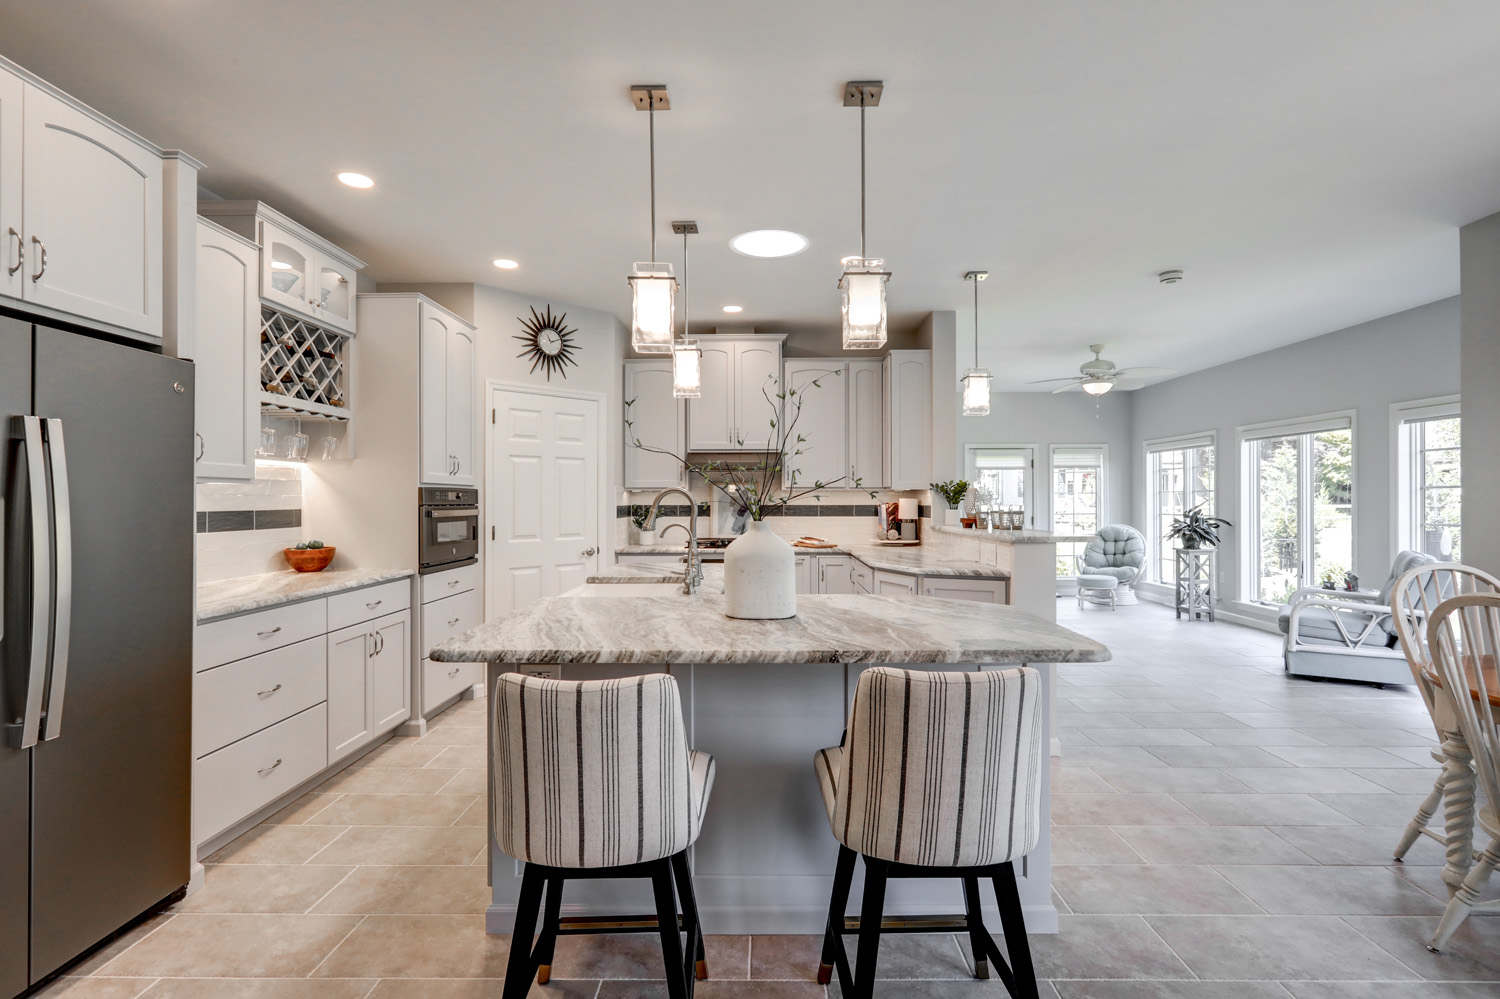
[1439,729,1477,896]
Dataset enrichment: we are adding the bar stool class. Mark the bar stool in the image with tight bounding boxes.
[492,672,716,999]
[813,666,1044,999]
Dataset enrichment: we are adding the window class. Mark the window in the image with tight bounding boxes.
[1051,446,1105,576]
[1396,400,1461,561]
[965,446,1035,526]
[1146,435,1215,584]
[1241,415,1354,605]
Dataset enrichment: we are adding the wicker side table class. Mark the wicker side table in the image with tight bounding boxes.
[1175,548,1216,622]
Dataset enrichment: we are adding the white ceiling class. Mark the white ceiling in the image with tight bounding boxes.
[6,1,1500,389]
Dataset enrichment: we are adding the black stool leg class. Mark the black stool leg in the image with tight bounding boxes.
[671,850,708,983]
[534,876,564,984]
[962,875,991,980]
[992,863,1040,999]
[501,864,546,999]
[853,856,888,999]
[818,845,857,985]
[651,858,689,999]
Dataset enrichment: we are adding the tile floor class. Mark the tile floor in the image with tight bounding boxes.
[38,598,1500,998]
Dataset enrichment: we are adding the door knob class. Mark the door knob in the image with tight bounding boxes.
[581,547,597,557]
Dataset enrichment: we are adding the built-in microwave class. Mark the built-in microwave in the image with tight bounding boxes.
[418,486,479,573]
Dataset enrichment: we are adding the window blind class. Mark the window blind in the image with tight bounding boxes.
[1239,414,1351,443]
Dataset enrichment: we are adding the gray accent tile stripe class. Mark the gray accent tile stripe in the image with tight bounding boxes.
[198,509,302,533]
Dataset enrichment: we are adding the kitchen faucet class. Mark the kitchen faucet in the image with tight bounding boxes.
[645,487,703,595]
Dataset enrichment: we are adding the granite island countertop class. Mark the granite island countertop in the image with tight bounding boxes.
[431,592,1107,665]
[614,542,1010,579]
[197,568,414,623]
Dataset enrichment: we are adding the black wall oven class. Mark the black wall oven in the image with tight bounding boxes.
[419,487,479,573]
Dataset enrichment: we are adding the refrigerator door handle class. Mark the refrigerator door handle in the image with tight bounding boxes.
[42,418,72,741]
[7,415,51,749]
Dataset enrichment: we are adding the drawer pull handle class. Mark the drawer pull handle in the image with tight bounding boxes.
[447,579,460,587]
[256,626,282,638]
[448,667,460,678]
[366,599,383,609]
[257,758,283,775]
[257,683,283,698]
[448,617,461,627]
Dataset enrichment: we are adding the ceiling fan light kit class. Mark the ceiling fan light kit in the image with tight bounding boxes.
[961,270,992,416]
[628,85,677,354]
[1158,269,1184,284]
[1029,343,1178,399]
[840,81,890,350]
[672,220,702,398]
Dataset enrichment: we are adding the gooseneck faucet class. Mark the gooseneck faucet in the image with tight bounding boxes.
[645,487,703,595]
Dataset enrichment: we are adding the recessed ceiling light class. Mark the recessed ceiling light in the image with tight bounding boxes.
[729,230,809,258]
[722,305,743,313]
[336,172,374,189]
[493,258,519,270]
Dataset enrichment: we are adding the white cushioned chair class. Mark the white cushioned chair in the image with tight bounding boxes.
[813,666,1044,999]
[492,672,715,999]
[1081,525,1146,604]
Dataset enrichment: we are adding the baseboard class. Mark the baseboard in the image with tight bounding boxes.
[1137,583,1280,634]
[185,862,205,897]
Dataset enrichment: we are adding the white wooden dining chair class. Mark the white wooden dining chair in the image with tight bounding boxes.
[1424,593,1500,953]
[1388,563,1500,883]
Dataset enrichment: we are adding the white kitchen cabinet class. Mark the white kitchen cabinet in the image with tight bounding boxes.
[848,359,885,486]
[794,554,815,595]
[686,335,785,451]
[884,349,932,490]
[818,555,856,594]
[417,564,484,722]
[419,300,477,485]
[850,559,872,594]
[327,609,411,763]
[782,361,848,488]
[623,360,685,488]
[873,570,918,596]
[0,70,21,304]
[922,577,1009,603]
[193,218,259,480]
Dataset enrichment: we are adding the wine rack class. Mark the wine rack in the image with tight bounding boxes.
[258,306,351,421]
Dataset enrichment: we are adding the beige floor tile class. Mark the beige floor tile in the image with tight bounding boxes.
[1145,914,1420,981]
[437,769,488,795]
[1052,793,1205,826]
[1053,865,1261,914]
[206,825,350,866]
[1050,826,1147,866]
[173,864,354,914]
[308,865,492,914]
[321,767,464,795]
[1112,825,1317,866]
[453,800,487,826]
[304,794,476,827]
[1215,865,1446,915]
[1022,915,1193,980]
[1095,768,1252,794]
[32,978,157,999]
[688,985,826,998]
[1055,984,1295,998]
[427,747,488,770]
[309,826,487,866]
[352,742,449,769]
[748,934,823,981]
[64,914,176,975]
[96,914,365,978]
[416,727,487,747]
[313,915,511,978]
[262,793,343,826]
[138,980,377,999]
[1173,793,1358,826]
[367,981,596,999]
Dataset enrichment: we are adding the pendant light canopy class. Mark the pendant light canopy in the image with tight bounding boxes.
[628,86,676,354]
[961,271,992,416]
[840,82,889,350]
[671,221,701,398]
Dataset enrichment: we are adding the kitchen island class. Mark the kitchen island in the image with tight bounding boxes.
[431,590,1109,935]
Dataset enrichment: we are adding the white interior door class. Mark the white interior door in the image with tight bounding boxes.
[489,386,601,615]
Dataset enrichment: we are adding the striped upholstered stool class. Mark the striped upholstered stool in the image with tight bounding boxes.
[492,673,716,999]
[814,666,1044,999]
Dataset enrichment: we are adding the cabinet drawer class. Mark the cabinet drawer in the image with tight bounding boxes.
[194,636,327,757]
[421,563,481,603]
[328,579,412,632]
[872,570,918,596]
[193,704,327,843]
[850,560,873,593]
[196,599,328,670]
[421,588,482,652]
[423,658,482,714]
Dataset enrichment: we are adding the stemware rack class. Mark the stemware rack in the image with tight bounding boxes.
[257,306,352,422]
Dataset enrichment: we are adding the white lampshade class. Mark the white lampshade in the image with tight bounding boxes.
[839,257,888,349]
[961,367,992,416]
[1081,376,1113,396]
[672,339,702,398]
[629,262,677,353]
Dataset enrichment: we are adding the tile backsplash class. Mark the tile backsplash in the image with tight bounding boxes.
[196,465,305,583]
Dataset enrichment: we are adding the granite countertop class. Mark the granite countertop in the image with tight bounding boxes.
[197,568,414,623]
[431,592,1109,665]
[615,542,1008,579]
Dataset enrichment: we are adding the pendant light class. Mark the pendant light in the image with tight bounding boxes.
[672,221,701,398]
[628,85,676,353]
[839,81,889,350]
[961,270,992,416]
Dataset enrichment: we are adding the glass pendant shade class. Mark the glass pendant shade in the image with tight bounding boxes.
[672,339,702,398]
[839,257,888,349]
[961,367,992,416]
[1081,377,1113,396]
[629,262,677,353]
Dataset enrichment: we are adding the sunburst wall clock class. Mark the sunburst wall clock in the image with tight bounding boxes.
[514,304,580,380]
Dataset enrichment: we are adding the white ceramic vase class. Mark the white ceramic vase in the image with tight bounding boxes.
[944,509,961,528]
[724,520,797,619]
[637,528,656,546]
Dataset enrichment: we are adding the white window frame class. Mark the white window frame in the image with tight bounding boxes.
[1143,431,1216,587]
[963,444,1037,528]
[1390,395,1460,562]
[1048,444,1107,578]
[1237,409,1358,610]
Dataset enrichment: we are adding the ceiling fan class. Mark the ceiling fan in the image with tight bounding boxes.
[1028,344,1176,396]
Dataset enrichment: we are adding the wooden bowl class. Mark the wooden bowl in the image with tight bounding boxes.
[284,546,336,572]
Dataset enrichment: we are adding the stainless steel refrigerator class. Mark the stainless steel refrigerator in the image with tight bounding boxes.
[1,313,194,997]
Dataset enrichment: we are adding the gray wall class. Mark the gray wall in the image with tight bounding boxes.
[1130,296,1460,610]
[1460,212,1500,576]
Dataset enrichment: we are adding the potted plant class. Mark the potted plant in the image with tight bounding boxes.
[1320,567,1341,590]
[629,505,655,546]
[1166,504,1231,550]
[930,480,970,528]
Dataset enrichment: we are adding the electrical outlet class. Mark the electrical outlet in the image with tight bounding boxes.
[523,667,557,680]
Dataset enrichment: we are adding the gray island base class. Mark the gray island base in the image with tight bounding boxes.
[431,592,1111,936]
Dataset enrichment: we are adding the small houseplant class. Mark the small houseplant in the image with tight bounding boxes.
[930,480,970,528]
[629,504,655,545]
[1166,504,1231,550]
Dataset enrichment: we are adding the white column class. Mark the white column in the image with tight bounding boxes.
[1461,211,1500,575]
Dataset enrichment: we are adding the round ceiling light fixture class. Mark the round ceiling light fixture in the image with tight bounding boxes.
[722,305,743,313]
[729,229,809,258]
[492,258,519,270]
[336,171,374,189]
[1158,269,1184,284]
